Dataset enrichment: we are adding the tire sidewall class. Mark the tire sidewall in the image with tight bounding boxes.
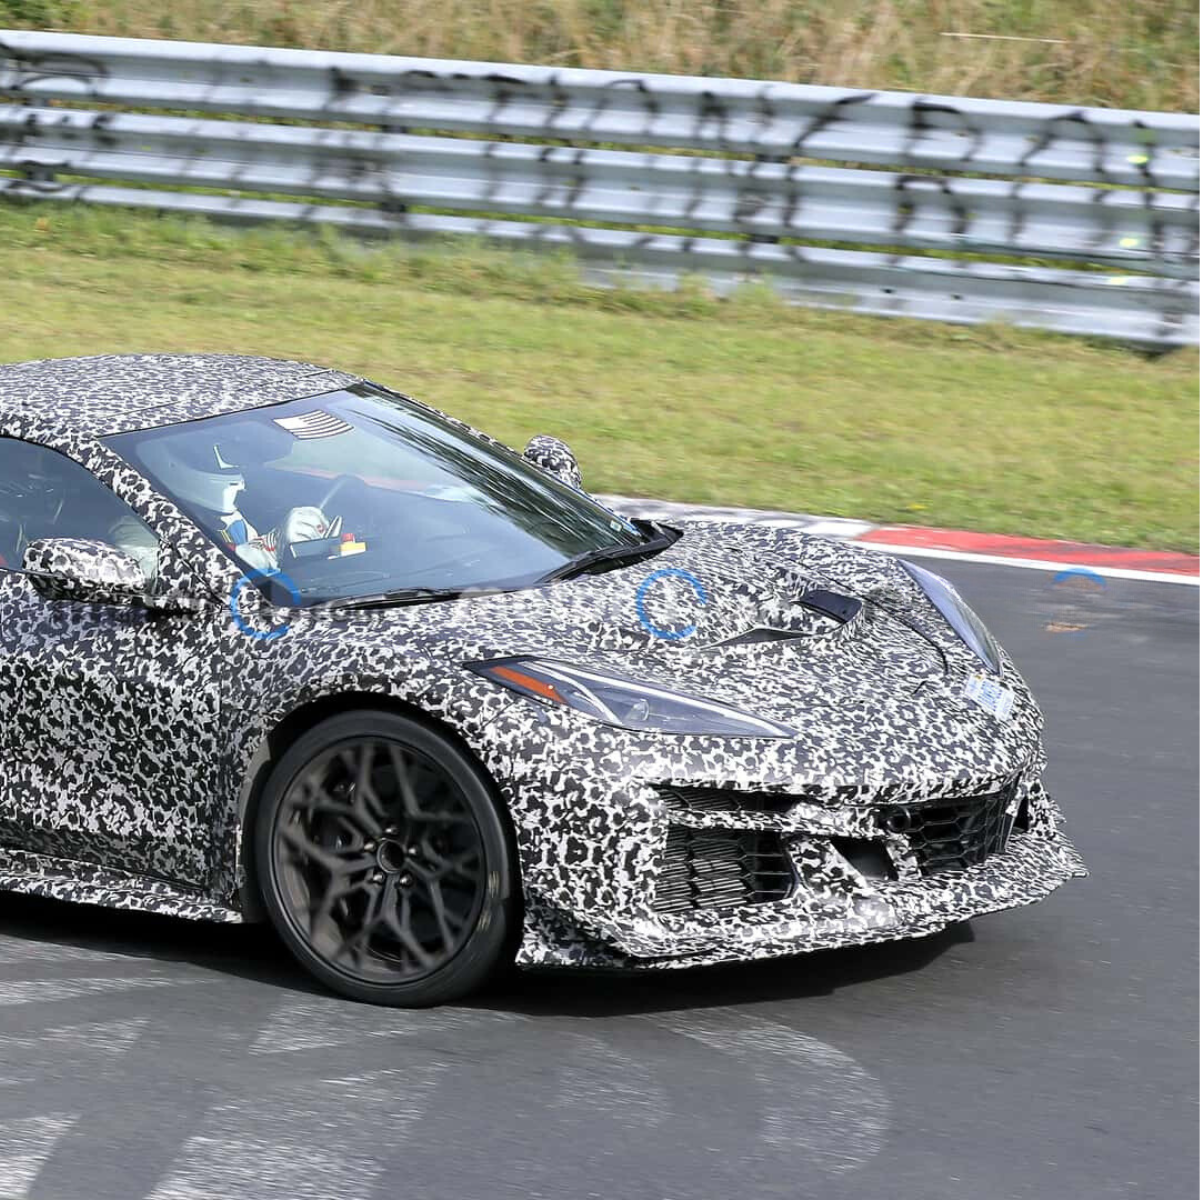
[254,709,516,1007]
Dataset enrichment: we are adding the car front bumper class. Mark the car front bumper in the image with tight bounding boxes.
[578,820,1084,970]
[495,715,1087,970]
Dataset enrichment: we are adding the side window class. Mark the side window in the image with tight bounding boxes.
[0,439,161,584]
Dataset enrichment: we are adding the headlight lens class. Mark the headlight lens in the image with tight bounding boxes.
[901,560,1002,673]
[468,657,794,738]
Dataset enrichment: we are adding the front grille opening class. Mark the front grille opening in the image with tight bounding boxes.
[878,790,1012,876]
[657,784,796,815]
[654,828,794,915]
[830,837,897,881]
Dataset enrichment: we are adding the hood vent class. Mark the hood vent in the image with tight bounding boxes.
[797,588,862,623]
[710,627,806,649]
[705,588,861,652]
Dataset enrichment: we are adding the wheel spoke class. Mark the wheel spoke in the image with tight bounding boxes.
[424,879,466,950]
[290,790,357,825]
[352,742,375,797]
[309,873,370,939]
[279,824,374,877]
[387,744,424,818]
[427,846,482,883]
[288,766,381,841]
[334,875,393,967]
[415,810,478,829]
[382,901,438,971]
[339,745,389,830]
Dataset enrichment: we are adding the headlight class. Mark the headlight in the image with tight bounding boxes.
[468,657,794,738]
[901,561,1002,673]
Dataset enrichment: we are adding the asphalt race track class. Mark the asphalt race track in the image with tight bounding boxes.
[0,561,1195,1200]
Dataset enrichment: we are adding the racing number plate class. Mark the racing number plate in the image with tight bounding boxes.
[963,672,1015,721]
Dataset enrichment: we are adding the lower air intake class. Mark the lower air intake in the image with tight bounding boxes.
[654,828,794,915]
[878,789,1014,875]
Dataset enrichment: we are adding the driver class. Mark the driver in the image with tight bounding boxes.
[129,428,335,574]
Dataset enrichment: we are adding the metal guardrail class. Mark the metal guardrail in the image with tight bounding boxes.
[1,32,1198,344]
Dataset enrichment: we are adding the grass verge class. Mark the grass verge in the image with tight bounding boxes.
[0,202,1195,551]
[5,0,1196,112]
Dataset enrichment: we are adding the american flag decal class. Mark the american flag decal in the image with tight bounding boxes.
[273,411,354,439]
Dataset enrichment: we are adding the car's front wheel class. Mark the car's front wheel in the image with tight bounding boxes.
[256,710,516,1006]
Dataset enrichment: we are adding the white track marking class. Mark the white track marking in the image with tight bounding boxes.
[598,493,1198,586]
[645,1008,891,1174]
[0,992,885,1193]
[802,519,878,538]
[853,540,1200,585]
[0,1017,146,1087]
[0,1016,147,1057]
[0,939,143,966]
[249,1000,886,1178]
[0,976,181,1006]
[148,1138,380,1200]
[249,995,527,1055]
[146,1065,446,1200]
[554,1031,670,1132]
[0,1114,78,1199]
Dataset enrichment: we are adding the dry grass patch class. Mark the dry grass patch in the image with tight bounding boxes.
[3,0,1196,111]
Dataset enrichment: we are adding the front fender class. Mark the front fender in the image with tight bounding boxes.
[206,618,516,907]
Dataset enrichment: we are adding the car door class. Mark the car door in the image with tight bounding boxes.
[0,437,223,886]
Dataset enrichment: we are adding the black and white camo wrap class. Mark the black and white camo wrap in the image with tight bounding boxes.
[0,354,1086,971]
[523,434,585,490]
[21,537,147,604]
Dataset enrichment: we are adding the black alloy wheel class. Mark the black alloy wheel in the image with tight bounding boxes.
[256,710,516,1006]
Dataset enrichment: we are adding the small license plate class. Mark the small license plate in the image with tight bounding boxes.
[963,673,1015,721]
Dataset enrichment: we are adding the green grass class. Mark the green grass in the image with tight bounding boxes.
[1,203,1196,551]
[5,0,1196,112]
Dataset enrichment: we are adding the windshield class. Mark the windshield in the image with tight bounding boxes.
[105,384,647,606]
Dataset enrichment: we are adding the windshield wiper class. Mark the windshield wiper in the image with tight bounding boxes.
[333,587,475,611]
[535,528,678,586]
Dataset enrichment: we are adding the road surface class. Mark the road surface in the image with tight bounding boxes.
[0,561,1195,1200]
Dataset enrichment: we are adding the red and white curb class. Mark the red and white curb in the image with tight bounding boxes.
[597,495,1200,586]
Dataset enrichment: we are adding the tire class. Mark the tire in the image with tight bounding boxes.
[255,710,517,1006]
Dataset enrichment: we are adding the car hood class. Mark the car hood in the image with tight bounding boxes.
[307,523,1036,756]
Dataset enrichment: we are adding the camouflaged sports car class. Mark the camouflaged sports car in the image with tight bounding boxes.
[0,354,1086,1006]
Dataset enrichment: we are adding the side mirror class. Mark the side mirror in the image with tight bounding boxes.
[22,537,150,606]
[523,435,583,491]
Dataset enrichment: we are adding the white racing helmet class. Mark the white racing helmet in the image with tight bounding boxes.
[139,436,246,516]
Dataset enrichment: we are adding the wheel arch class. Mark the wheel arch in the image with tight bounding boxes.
[235,690,519,925]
